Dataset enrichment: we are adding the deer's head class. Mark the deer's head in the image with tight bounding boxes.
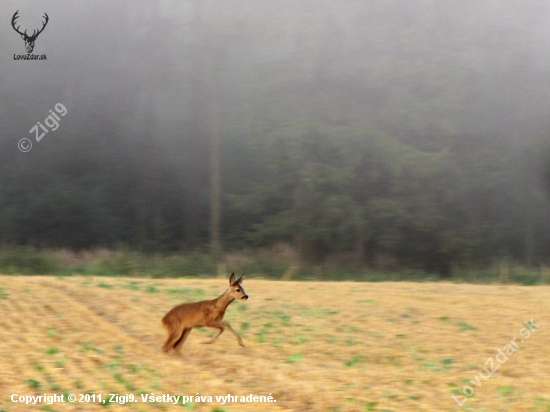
[11,11,49,54]
[228,273,248,301]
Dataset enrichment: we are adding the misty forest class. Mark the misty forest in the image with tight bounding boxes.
[2,0,550,279]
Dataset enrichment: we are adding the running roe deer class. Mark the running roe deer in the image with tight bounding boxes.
[161,273,248,352]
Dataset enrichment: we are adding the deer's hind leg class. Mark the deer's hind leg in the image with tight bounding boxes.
[163,324,186,353]
[173,328,192,352]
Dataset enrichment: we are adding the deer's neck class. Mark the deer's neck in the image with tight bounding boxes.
[214,290,234,313]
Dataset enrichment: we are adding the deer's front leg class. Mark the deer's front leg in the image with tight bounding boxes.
[201,324,224,345]
[204,320,245,347]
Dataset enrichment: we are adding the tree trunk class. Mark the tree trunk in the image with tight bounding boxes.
[209,67,222,258]
[524,148,535,267]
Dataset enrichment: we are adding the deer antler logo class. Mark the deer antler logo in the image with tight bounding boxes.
[11,11,49,54]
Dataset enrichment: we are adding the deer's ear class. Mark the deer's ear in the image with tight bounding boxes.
[234,273,245,285]
[229,273,235,285]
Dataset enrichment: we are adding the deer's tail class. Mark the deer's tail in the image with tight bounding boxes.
[161,315,172,331]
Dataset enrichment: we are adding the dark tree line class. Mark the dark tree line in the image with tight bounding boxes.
[1,117,548,273]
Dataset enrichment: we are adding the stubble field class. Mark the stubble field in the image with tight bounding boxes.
[0,275,548,411]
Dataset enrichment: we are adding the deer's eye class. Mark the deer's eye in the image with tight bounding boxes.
[236,288,241,292]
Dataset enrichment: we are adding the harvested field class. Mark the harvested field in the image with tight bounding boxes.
[0,275,548,411]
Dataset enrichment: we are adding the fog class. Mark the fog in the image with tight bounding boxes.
[1,0,550,274]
